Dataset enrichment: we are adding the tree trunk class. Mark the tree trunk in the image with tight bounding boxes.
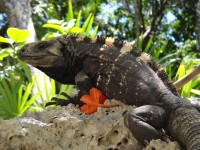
[0,0,50,103]
[196,0,200,51]
[0,0,36,42]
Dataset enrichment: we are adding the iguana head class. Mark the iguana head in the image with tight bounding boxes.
[18,37,76,84]
[18,38,65,67]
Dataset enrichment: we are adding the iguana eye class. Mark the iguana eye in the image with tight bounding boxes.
[37,42,52,50]
[38,43,46,49]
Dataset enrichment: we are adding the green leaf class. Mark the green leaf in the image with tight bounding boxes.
[81,13,92,32]
[69,27,83,33]
[176,63,185,80]
[191,89,200,95]
[86,15,94,36]
[91,25,99,38]
[7,28,30,43]
[17,59,32,82]
[50,79,56,98]
[144,37,153,53]
[66,0,74,22]
[42,24,64,33]
[75,10,82,27]
[0,49,10,60]
[0,36,14,44]
[66,85,74,95]
[19,76,36,111]
[58,84,74,99]
[43,74,50,102]
[20,92,41,114]
[178,62,194,97]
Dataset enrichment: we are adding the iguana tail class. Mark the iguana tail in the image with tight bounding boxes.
[168,106,200,150]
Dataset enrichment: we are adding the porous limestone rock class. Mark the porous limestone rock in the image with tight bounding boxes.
[0,100,180,150]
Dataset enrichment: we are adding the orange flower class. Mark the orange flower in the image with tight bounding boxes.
[80,88,119,114]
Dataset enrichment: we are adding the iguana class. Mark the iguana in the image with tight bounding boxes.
[18,35,200,150]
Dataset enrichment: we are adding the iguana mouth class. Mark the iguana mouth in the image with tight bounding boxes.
[18,55,45,60]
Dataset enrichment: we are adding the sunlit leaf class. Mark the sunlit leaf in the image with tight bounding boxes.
[75,10,82,27]
[69,27,83,33]
[0,49,9,60]
[191,89,200,95]
[66,0,74,21]
[91,25,99,38]
[86,15,94,36]
[0,36,14,44]
[176,63,185,80]
[7,28,30,43]
[81,13,92,32]
[42,24,64,33]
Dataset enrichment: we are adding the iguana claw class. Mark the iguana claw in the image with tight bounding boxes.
[45,92,77,107]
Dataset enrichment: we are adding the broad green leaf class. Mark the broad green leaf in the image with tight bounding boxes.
[7,28,30,43]
[0,49,9,60]
[69,27,83,33]
[0,36,14,44]
[42,24,64,33]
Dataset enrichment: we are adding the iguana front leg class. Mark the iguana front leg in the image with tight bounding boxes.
[124,105,168,146]
[46,71,93,107]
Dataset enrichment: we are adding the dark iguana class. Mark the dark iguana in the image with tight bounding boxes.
[18,35,200,150]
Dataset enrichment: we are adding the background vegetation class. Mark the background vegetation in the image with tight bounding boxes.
[0,0,199,119]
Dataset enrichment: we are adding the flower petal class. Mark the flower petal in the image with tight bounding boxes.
[89,87,106,103]
[80,95,101,106]
[80,104,98,114]
[80,87,118,115]
[98,94,107,104]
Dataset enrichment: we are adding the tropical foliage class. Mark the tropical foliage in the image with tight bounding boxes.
[0,0,199,119]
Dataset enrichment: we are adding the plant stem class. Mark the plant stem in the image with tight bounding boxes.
[174,65,200,89]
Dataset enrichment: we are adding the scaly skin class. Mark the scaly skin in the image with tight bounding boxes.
[18,35,200,149]
[168,107,200,150]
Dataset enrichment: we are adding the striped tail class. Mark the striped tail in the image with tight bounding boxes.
[168,106,200,150]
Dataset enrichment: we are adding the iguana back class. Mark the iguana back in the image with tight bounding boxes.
[18,35,200,149]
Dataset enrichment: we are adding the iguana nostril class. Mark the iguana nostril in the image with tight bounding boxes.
[22,49,25,53]
[20,48,26,53]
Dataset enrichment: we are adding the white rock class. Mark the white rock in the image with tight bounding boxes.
[0,100,180,150]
